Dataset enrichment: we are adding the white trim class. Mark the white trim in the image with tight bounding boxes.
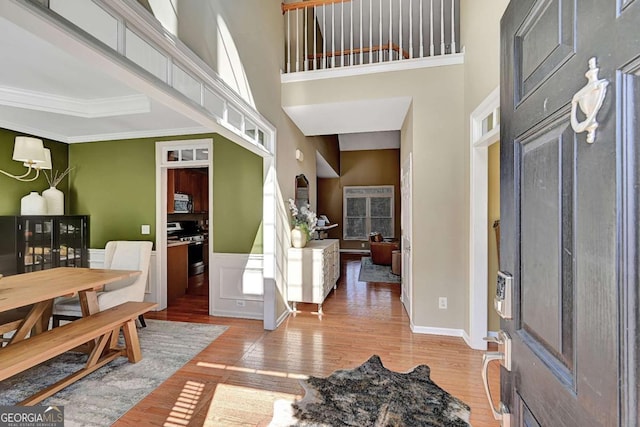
[468,86,500,351]
[281,53,464,83]
[66,126,210,144]
[340,249,370,254]
[0,86,150,118]
[410,322,465,338]
[155,138,214,312]
[210,252,264,320]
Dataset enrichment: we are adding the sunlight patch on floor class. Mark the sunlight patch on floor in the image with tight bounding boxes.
[163,380,205,427]
[196,361,309,380]
[203,383,299,426]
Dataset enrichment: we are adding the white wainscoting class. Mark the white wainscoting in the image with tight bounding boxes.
[210,253,264,320]
[88,248,159,309]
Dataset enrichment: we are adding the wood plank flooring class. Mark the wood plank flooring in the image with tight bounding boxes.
[116,254,500,426]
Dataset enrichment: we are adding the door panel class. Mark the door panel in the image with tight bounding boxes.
[519,119,575,372]
[500,0,640,425]
[516,0,576,102]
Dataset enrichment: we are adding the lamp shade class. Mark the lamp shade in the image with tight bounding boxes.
[37,148,52,170]
[13,136,46,164]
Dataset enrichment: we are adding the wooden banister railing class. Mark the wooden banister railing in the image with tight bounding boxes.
[307,42,409,60]
[283,0,460,74]
[282,0,352,14]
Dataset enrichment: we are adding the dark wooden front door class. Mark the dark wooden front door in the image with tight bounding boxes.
[501,0,640,425]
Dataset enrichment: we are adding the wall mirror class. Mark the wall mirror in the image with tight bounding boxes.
[295,174,309,209]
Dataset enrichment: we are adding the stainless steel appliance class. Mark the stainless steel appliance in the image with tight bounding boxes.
[167,221,207,276]
[173,193,192,213]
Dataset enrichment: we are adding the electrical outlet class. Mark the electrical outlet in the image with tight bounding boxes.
[438,297,447,309]
[361,242,366,248]
[141,224,150,235]
[236,300,246,307]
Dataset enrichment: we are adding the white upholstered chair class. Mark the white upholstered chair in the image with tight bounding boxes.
[52,240,153,327]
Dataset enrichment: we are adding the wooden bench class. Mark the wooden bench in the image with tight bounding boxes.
[0,301,157,405]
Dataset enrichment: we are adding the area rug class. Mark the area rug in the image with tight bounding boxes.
[358,257,401,284]
[0,319,227,427]
[269,355,470,426]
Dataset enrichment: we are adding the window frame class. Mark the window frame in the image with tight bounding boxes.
[343,185,395,240]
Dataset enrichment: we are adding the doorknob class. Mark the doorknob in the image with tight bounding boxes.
[482,352,512,425]
[482,330,512,426]
[570,57,609,144]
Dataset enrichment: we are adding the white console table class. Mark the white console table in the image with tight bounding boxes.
[287,239,340,313]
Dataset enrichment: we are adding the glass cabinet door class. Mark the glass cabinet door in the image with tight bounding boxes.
[57,217,85,268]
[21,217,54,272]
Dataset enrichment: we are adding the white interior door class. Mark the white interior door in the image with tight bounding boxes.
[401,153,412,319]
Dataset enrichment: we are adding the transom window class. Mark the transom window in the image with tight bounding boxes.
[343,186,394,240]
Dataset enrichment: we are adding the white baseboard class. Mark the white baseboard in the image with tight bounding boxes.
[410,322,465,338]
[340,249,370,254]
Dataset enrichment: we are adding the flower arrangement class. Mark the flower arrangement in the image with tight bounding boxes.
[288,198,317,239]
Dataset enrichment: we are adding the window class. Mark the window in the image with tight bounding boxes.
[343,186,394,240]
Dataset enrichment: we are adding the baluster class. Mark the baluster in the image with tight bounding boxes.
[369,0,373,64]
[350,0,354,66]
[359,0,363,65]
[296,8,299,72]
[419,0,424,57]
[450,0,456,53]
[341,0,344,67]
[332,2,335,68]
[399,0,403,60]
[388,0,392,60]
[379,0,383,62]
[287,11,291,72]
[314,6,317,70]
[304,6,308,71]
[430,0,434,56]
[440,0,445,55]
[323,5,326,68]
[409,0,413,59]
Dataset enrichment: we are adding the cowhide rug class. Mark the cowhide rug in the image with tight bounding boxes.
[269,355,471,426]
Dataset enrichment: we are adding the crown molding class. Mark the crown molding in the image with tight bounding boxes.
[0,85,150,118]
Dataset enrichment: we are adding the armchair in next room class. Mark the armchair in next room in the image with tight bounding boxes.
[369,232,399,266]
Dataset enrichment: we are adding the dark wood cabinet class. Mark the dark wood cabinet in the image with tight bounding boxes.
[167,168,208,214]
[0,215,89,276]
[167,243,188,305]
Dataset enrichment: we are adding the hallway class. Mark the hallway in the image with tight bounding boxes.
[119,254,499,426]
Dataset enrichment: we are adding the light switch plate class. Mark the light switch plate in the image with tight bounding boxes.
[141,224,151,235]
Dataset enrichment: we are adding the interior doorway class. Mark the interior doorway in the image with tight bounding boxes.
[468,87,500,350]
[166,166,209,309]
[155,139,213,312]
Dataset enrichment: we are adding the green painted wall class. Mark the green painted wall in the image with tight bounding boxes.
[0,129,69,215]
[212,135,263,254]
[69,137,156,248]
[68,133,263,253]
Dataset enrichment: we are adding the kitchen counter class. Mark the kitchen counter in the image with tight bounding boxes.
[167,240,190,248]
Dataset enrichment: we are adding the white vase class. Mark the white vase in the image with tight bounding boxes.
[291,226,308,248]
[21,192,47,215]
[43,186,64,215]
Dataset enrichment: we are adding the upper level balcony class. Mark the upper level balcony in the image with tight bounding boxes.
[282,0,462,82]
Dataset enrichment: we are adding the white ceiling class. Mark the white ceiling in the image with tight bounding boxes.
[0,10,207,144]
[283,96,411,137]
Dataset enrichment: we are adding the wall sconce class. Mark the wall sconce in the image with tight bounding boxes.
[295,149,304,162]
[0,136,52,182]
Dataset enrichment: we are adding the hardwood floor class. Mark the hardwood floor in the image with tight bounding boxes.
[116,254,500,426]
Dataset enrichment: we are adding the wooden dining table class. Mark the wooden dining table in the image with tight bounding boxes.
[0,267,141,345]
